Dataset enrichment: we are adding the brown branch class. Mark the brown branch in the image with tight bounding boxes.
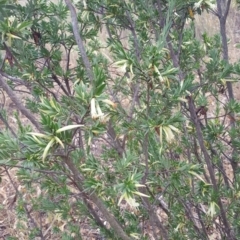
[64,0,94,83]
[107,121,125,157]
[5,167,45,239]
[0,75,41,131]
[140,186,169,240]
[215,0,238,184]
[0,112,17,137]
[125,9,141,112]
[187,95,235,240]
[0,71,27,86]
[3,42,23,71]
[216,0,233,100]
[51,73,69,96]
[156,0,184,81]
[63,156,131,240]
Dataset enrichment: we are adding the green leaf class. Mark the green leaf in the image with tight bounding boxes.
[17,21,32,31]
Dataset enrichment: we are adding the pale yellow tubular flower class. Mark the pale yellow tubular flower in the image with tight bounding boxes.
[163,126,174,142]
[90,98,98,119]
[96,101,104,118]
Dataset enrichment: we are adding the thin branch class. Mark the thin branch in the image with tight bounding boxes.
[0,112,17,137]
[0,71,28,86]
[51,73,70,96]
[63,155,131,240]
[5,167,45,239]
[35,79,58,100]
[0,75,41,131]
[65,0,94,83]
[187,95,235,240]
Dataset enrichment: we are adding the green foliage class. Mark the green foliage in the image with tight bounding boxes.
[0,0,239,239]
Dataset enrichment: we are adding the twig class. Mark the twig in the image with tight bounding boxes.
[4,167,45,239]
[187,95,234,239]
[65,0,94,83]
[0,75,41,131]
[0,112,17,137]
[0,71,27,86]
[63,155,131,240]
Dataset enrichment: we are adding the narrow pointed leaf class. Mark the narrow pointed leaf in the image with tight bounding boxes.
[42,138,55,162]
[133,191,149,198]
[54,136,64,148]
[27,132,50,139]
[56,124,83,133]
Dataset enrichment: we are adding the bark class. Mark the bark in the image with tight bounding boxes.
[188,96,235,240]
[156,0,184,81]
[64,157,131,240]
[215,0,239,183]
[64,0,94,83]
[216,0,234,99]
[0,74,41,131]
